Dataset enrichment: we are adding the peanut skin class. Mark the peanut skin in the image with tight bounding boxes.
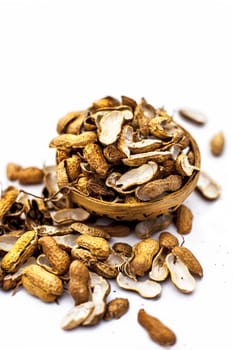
[68,260,90,305]
[138,308,176,346]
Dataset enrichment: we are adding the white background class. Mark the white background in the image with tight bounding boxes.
[0,1,232,349]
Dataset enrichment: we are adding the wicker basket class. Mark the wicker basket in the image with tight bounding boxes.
[71,127,201,221]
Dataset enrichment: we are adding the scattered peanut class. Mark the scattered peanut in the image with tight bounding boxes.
[159,231,179,250]
[104,297,129,320]
[172,246,203,277]
[138,308,176,346]
[210,131,225,156]
[1,230,38,273]
[0,186,19,220]
[6,163,23,181]
[17,167,44,185]
[175,204,193,234]
[68,260,90,305]
[129,238,160,277]
[6,163,44,185]
[38,236,71,275]
[75,234,110,261]
[21,264,64,302]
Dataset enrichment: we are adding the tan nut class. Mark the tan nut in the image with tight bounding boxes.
[76,234,110,260]
[0,186,19,220]
[1,230,38,273]
[38,236,71,275]
[17,167,44,185]
[6,163,23,181]
[135,174,183,201]
[49,131,97,150]
[138,308,176,346]
[83,143,109,178]
[210,131,225,156]
[172,246,203,277]
[159,231,179,250]
[129,238,160,277]
[22,264,64,302]
[175,204,193,234]
[104,297,129,320]
[68,260,90,305]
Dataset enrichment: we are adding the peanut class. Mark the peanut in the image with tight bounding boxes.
[6,163,23,181]
[172,246,203,277]
[175,204,193,234]
[210,131,225,156]
[135,174,183,201]
[138,308,176,346]
[22,264,64,302]
[1,230,38,273]
[76,234,110,260]
[129,238,159,276]
[83,143,109,178]
[68,260,90,305]
[38,236,71,275]
[0,186,19,220]
[159,231,179,250]
[17,167,44,185]
[104,297,129,320]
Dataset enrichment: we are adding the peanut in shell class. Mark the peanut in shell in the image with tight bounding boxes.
[22,264,64,302]
[172,246,203,277]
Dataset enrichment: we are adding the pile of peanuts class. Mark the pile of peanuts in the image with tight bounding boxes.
[0,97,224,346]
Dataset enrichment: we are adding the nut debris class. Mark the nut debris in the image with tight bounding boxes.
[116,272,162,298]
[196,170,221,200]
[61,301,95,330]
[178,108,207,125]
